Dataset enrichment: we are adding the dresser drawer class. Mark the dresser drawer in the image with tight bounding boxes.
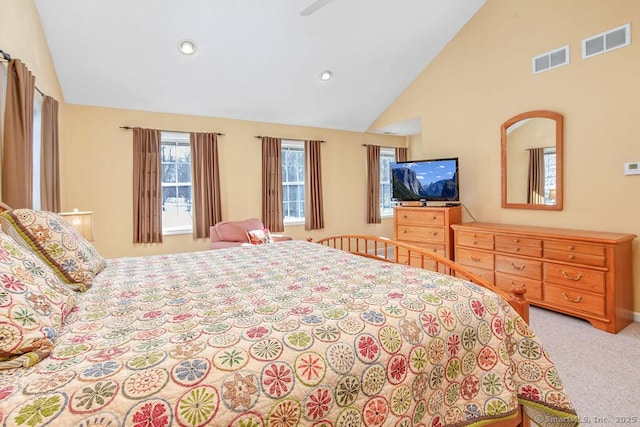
[456,231,494,250]
[544,284,606,317]
[398,242,446,258]
[495,235,542,257]
[544,263,605,294]
[495,255,542,280]
[456,247,494,270]
[456,265,494,285]
[397,225,445,244]
[397,252,445,273]
[495,272,542,301]
[396,210,445,226]
[544,241,606,267]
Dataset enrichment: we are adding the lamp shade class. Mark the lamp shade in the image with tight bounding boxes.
[59,210,95,241]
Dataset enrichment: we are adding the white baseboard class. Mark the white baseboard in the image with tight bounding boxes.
[634,311,640,323]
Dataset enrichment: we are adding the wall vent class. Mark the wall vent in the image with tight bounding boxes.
[582,23,630,59]
[532,46,569,74]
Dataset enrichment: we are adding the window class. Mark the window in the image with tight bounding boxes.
[282,140,305,224]
[32,94,43,210]
[380,148,396,217]
[161,131,192,234]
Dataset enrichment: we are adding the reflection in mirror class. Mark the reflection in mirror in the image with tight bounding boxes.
[501,111,563,210]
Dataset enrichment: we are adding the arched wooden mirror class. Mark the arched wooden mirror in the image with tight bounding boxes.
[501,110,563,210]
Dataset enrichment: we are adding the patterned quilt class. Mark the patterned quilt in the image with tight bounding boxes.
[0,241,577,426]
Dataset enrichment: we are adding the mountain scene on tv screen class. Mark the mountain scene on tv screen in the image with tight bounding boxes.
[392,165,458,200]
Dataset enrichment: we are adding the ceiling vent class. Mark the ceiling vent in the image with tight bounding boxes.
[582,23,630,59]
[532,46,569,74]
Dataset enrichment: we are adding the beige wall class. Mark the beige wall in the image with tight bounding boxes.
[61,105,404,258]
[372,0,640,312]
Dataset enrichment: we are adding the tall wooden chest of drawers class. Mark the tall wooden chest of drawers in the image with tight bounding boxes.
[394,206,462,271]
[452,222,636,333]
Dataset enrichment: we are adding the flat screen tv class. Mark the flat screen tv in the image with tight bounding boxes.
[391,158,459,203]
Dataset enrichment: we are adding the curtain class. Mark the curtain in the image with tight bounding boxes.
[2,59,35,208]
[40,95,60,212]
[305,140,324,230]
[366,144,381,224]
[133,127,163,243]
[0,62,5,198]
[527,148,545,204]
[395,147,408,162]
[261,137,284,232]
[190,132,222,238]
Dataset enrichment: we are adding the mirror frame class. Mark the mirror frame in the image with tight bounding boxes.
[500,110,564,210]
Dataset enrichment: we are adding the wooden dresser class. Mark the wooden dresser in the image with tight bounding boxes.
[452,222,636,333]
[394,206,462,271]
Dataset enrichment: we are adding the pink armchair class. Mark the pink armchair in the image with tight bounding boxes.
[209,218,292,250]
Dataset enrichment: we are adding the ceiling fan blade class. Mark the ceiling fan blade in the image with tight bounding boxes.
[300,0,334,16]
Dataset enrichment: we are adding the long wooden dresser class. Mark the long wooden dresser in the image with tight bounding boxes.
[394,206,461,271]
[451,222,636,333]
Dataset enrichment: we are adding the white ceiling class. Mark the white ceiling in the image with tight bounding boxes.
[34,0,485,135]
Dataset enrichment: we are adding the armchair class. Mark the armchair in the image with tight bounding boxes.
[209,218,292,250]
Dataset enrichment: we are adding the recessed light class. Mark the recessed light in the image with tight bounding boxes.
[319,70,333,81]
[178,40,197,55]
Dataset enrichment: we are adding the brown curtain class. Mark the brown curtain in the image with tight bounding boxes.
[527,148,545,204]
[305,140,324,230]
[190,132,222,238]
[2,59,35,208]
[40,95,60,212]
[133,127,163,243]
[366,144,381,224]
[262,137,284,232]
[395,147,408,162]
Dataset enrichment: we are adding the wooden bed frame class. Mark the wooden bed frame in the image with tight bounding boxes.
[315,235,532,427]
[314,234,529,323]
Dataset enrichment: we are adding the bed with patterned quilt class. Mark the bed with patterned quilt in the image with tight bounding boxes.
[0,208,578,426]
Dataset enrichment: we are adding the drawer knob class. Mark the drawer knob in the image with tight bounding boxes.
[568,254,575,260]
[432,232,437,236]
[514,239,519,243]
[562,292,582,303]
[568,245,575,250]
[515,248,520,252]
[469,255,481,262]
[432,216,437,220]
[561,271,583,281]
[510,262,526,270]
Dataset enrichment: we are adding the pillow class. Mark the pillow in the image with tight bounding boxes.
[0,209,106,291]
[246,228,274,245]
[216,218,264,242]
[0,231,77,369]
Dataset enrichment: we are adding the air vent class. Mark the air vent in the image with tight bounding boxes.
[583,23,630,59]
[532,46,569,74]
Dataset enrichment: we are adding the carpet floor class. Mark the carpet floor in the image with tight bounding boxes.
[528,307,640,425]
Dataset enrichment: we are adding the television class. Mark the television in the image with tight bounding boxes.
[391,157,459,204]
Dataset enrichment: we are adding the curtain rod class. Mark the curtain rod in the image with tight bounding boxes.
[254,135,326,143]
[362,144,402,148]
[120,126,224,136]
[1,49,45,97]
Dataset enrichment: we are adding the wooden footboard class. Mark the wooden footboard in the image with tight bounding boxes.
[314,234,529,323]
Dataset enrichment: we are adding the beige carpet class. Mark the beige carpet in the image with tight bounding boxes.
[528,307,640,425]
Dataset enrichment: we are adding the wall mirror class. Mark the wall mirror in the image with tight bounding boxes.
[501,110,563,210]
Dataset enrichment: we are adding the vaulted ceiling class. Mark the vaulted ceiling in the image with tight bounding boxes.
[34,0,485,135]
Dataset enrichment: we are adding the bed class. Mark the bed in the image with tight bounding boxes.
[0,208,578,426]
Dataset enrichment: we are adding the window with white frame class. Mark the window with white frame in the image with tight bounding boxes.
[282,140,305,224]
[544,147,556,204]
[380,148,396,217]
[32,94,43,210]
[161,131,192,234]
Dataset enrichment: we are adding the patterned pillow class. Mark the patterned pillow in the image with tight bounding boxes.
[246,228,274,245]
[0,231,77,369]
[0,209,106,291]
